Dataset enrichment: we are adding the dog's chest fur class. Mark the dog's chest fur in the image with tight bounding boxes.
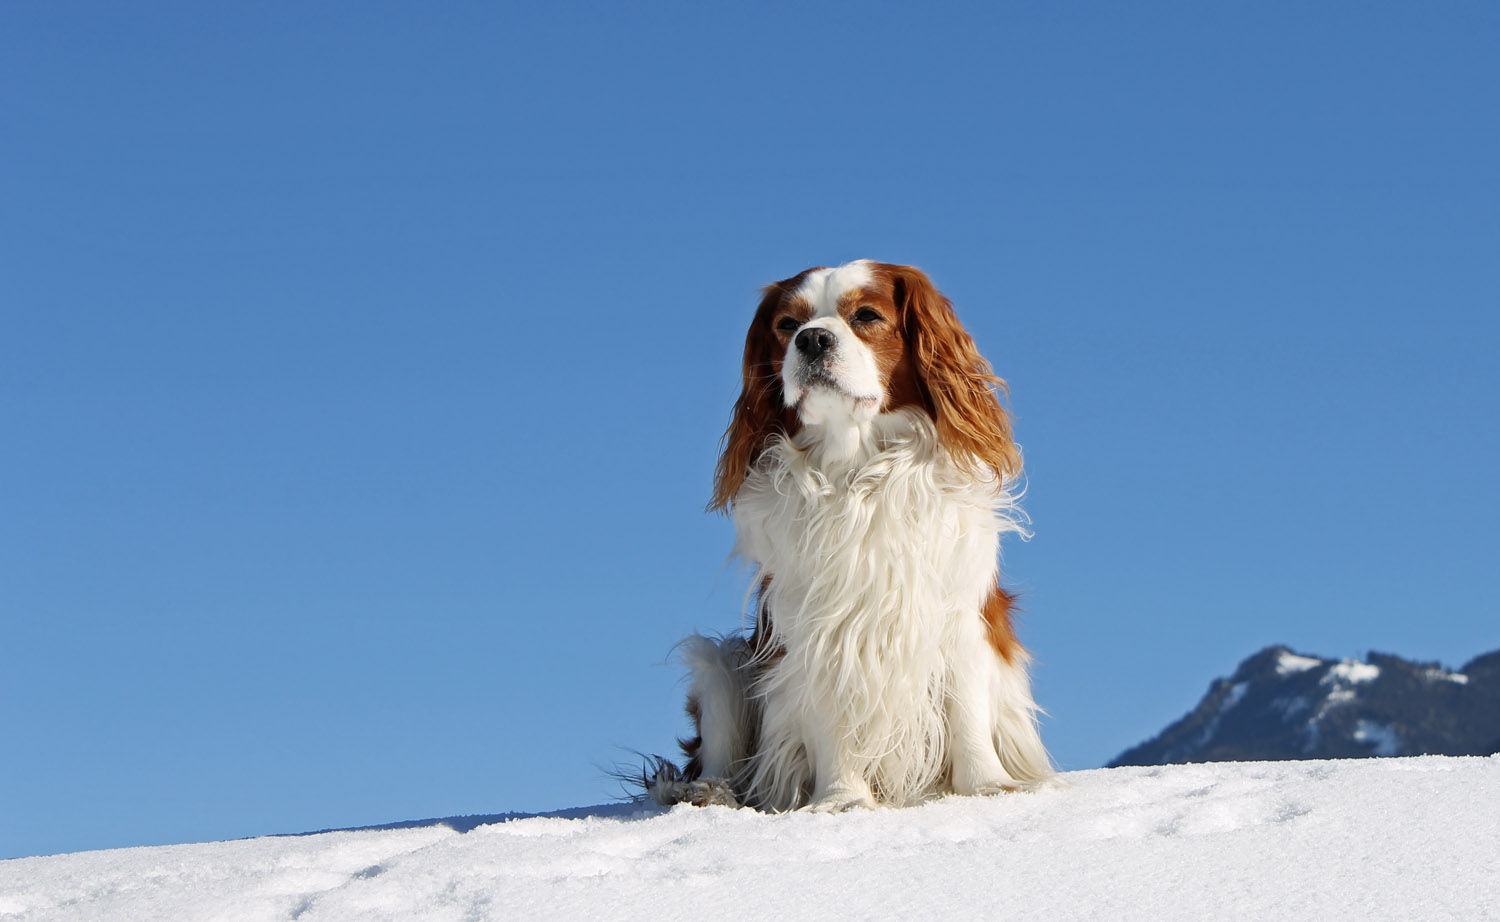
[730,410,1024,807]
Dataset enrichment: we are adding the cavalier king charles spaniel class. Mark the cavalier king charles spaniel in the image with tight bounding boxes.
[647,260,1051,812]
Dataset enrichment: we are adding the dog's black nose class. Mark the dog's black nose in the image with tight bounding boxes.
[795,327,836,359]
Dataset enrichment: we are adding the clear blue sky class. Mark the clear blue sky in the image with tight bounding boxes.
[3,1,1496,859]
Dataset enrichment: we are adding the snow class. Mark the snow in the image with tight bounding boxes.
[1425,667,1470,685]
[1313,660,1382,726]
[4,757,1498,922]
[1276,651,1323,674]
[1220,680,1250,711]
[1323,686,1358,706]
[1325,660,1381,684]
[1353,720,1402,757]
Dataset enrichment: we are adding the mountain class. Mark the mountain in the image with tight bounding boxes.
[1111,645,1500,767]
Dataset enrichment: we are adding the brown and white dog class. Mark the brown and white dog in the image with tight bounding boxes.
[649,260,1051,812]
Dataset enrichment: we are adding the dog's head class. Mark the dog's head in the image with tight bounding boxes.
[711,260,1019,511]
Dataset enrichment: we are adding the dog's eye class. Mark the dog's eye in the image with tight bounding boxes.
[852,307,883,324]
[776,316,801,333]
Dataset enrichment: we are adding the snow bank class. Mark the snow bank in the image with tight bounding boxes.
[4,756,1497,922]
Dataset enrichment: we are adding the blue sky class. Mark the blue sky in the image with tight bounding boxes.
[3,1,1496,859]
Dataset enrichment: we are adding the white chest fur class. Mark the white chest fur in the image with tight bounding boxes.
[730,409,1027,808]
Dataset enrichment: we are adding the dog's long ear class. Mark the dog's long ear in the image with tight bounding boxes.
[890,263,1021,480]
[709,279,803,513]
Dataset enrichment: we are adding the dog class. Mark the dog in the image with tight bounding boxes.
[648,260,1051,812]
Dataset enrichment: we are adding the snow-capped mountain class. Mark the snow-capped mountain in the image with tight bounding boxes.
[1111,645,1500,766]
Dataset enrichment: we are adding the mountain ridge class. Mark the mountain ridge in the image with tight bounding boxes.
[1111,644,1500,767]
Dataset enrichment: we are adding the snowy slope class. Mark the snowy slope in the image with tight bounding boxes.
[3,757,1497,922]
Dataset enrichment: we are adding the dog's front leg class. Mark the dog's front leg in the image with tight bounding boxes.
[946,633,1021,796]
[804,719,877,812]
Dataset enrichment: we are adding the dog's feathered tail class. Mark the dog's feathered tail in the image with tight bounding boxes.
[641,634,756,808]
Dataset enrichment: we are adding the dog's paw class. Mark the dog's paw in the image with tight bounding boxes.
[953,773,1059,797]
[806,796,873,814]
[806,781,877,813]
[950,765,1023,797]
[962,780,1025,796]
[681,778,741,808]
[652,774,741,808]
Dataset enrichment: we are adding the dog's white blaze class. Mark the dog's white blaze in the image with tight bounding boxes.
[792,260,875,319]
[780,260,883,419]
